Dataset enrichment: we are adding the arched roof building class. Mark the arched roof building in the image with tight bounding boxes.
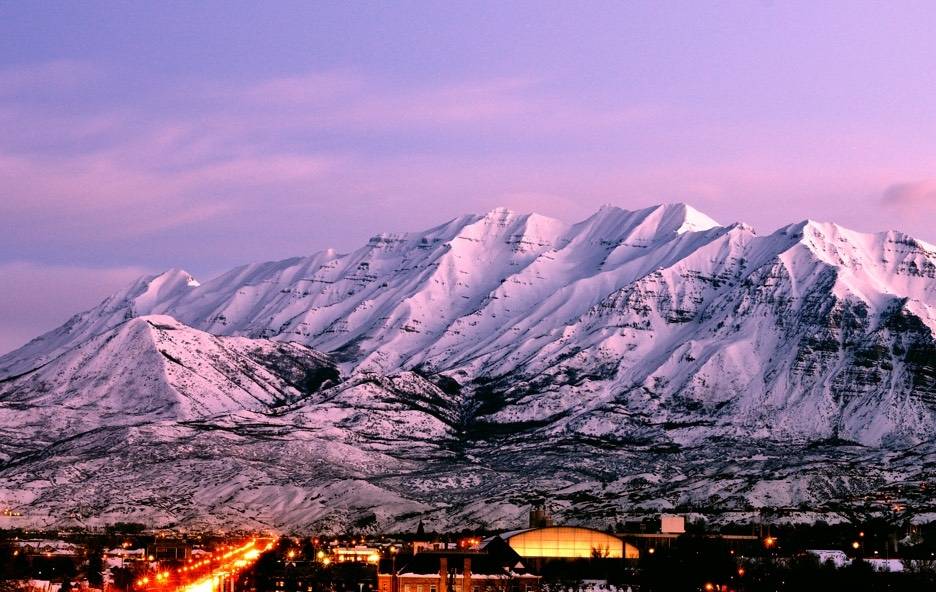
[498,526,639,559]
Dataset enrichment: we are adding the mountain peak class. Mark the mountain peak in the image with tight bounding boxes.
[655,202,721,234]
[130,268,200,314]
[483,205,517,218]
[3,203,936,530]
[161,267,200,287]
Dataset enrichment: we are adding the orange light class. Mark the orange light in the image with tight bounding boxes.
[704,584,714,591]
[852,541,860,550]
[737,567,745,577]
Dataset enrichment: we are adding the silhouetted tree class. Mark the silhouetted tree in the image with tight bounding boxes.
[87,546,104,588]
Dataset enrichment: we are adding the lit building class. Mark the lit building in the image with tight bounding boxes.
[660,514,685,534]
[333,545,381,563]
[497,527,639,560]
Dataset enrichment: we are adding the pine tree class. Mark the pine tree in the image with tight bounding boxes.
[87,546,105,588]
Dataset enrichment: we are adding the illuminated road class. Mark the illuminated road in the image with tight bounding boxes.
[136,539,271,592]
[180,539,263,592]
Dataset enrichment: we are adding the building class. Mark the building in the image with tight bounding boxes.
[146,539,190,561]
[379,540,540,592]
[333,545,381,563]
[413,542,458,554]
[616,513,760,555]
[806,550,850,568]
[496,527,639,560]
[528,504,553,529]
[660,514,685,534]
[379,553,539,592]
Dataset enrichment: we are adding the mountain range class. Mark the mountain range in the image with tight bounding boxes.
[2,203,935,532]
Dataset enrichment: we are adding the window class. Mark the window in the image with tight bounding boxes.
[430,586,436,592]
[405,586,412,592]
[417,586,423,592]
[473,587,480,592]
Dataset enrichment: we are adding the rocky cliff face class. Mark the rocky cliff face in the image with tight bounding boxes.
[1,204,935,531]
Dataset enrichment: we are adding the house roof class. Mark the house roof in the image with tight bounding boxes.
[394,551,534,577]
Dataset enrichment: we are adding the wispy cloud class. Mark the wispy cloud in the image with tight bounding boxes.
[241,71,366,105]
[0,59,98,96]
[4,62,936,268]
[881,179,936,211]
[0,67,675,251]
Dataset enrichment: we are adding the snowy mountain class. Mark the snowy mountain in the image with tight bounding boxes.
[0,315,338,462]
[1,203,935,531]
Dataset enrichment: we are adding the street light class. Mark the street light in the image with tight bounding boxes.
[389,546,399,592]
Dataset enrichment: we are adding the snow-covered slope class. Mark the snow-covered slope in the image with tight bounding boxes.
[0,269,200,378]
[0,315,337,460]
[1,203,935,531]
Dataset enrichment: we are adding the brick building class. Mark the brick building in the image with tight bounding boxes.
[378,551,539,592]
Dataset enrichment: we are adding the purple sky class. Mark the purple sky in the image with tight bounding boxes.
[3,2,936,354]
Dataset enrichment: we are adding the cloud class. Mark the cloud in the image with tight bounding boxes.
[4,63,936,272]
[0,261,149,355]
[0,60,98,96]
[0,67,672,253]
[241,71,365,105]
[223,71,665,134]
[0,145,337,240]
[881,180,936,210]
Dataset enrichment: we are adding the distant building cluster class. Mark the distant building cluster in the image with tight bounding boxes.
[376,506,738,591]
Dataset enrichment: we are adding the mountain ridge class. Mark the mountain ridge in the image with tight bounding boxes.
[2,202,935,531]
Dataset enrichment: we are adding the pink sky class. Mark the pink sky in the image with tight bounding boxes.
[2,2,936,354]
